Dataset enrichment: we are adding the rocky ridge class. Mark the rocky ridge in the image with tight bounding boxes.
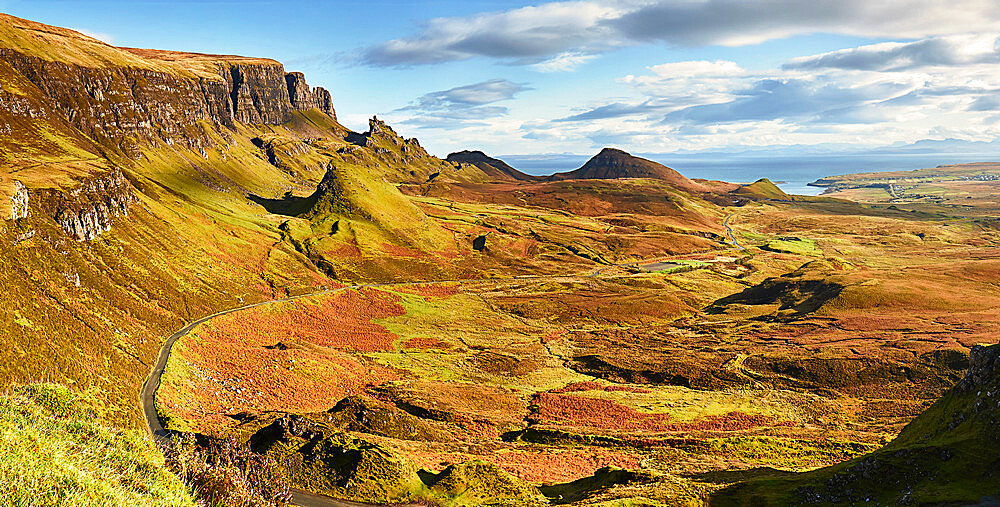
[0,46,336,157]
[2,49,334,151]
[41,169,138,241]
[1,13,338,242]
[285,71,335,120]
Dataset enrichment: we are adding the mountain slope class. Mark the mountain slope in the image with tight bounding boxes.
[715,343,1000,505]
[445,150,540,182]
[0,13,490,427]
[549,148,708,192]
[0,383,195,506]
[733,178,791,200]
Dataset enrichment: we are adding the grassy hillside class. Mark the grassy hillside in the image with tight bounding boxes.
[0,383,195,506]
[734,178,791,200]
[0,13,275,77]
[4,13,1000,507]
[713,343,1000,505]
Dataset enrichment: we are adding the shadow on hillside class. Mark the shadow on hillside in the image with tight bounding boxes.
[706,279,844,321]
[687,466,799,484]
[248,192,317,217]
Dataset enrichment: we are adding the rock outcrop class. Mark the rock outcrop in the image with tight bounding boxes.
[347,116,433,164]
[285,71,335,120]
[250,413,425,503]
[43,170,138,241]
[0,21,336,155]
[959,343,1000,392]
[10,180,29,220]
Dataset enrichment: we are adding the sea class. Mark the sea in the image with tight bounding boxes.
[500,152,1000,196]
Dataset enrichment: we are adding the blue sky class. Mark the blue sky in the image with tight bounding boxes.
[5,0,1000,160]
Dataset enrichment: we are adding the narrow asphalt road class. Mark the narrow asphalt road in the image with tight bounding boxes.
[723,213,746,251]
[141,253,732,505]
[140,284,400,507]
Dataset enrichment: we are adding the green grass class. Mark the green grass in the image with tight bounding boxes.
[713,345,1000,505]
[735,178,792,200]
[0,383,195,506]
[696,436,879,467]
[762,237,821,256]
[650,259,709,274]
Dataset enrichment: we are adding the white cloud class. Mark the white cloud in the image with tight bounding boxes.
[375,1,1000,154]
[361,0,1000,67]
[72,28,114,44]
[362,1,629,66]
[392,79,532,129]
[786,34,1000,71]
[530,52,597,72]
[646,60,746,77]
[529,40,1000,152]
[608,1,1000,46]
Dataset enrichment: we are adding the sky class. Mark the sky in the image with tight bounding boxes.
[6,0,1000,162]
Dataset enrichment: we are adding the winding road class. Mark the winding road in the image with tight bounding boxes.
[723,213,745,251]
[140,214,747,505]
[140,284,394,507]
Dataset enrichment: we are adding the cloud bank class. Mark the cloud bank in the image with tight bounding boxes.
[362,0,1000,67]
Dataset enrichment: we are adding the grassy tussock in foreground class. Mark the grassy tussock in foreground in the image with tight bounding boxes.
[164,434,290,507]
[0,383,195,506]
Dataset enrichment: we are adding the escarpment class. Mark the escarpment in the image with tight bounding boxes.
[39,169,138,241]
[285,71,335,120]
[0,48,336,153]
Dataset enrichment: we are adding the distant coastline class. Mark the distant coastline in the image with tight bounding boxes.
[499,152,1000,196]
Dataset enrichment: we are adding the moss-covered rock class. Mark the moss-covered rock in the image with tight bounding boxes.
[251,415,425,503]
[427,460,545,506]
[323,395,451,441]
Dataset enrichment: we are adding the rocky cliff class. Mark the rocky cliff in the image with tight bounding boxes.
[285,71,335,120]
[41,169,138,241]
[1,48,335,151]
[9,181,29,220]
[0,13,339,241]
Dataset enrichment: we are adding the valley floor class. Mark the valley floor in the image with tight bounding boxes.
[155,187,1000,505]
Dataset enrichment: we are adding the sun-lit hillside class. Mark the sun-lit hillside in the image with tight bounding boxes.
[2,9,1000,507]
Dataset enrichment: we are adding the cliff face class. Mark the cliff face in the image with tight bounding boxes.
[10,181,29,220]
[285,71,335,120]
[40,169,138,241]
[228,63,290,125]
[0,48,336,154]
[1,14,339,241]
